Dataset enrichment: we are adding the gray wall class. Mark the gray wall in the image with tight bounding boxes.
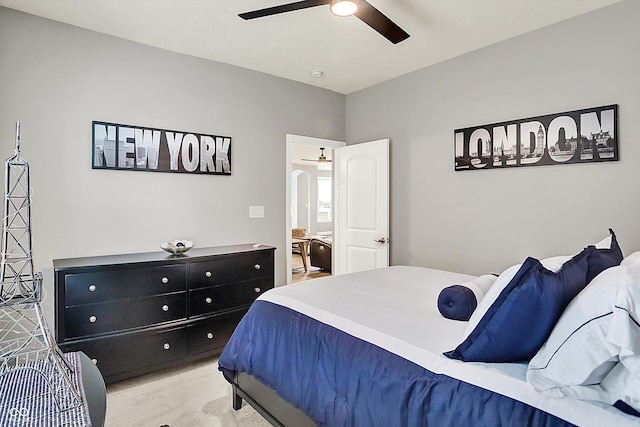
[346,0,640,276]
[0,7,345,323]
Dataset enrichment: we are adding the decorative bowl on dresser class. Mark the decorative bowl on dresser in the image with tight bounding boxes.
[54,244,275,384]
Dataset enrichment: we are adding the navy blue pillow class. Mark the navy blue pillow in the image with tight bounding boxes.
[437,285,478,321]
[586,228,623,283]
[444,246,594,363]
[614,400,640,417]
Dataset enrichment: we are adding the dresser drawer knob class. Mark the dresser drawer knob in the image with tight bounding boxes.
[162,277,169,284]
[207,332,214,339]
[163,343,171,350]
[88,284,96,292]
[254,264,261,270]
[205,271,212,278]
[91,359,98,365]
[162,305,169,312]
[89,315,97,323]
[205,297,212,304]
[254,287,261,293]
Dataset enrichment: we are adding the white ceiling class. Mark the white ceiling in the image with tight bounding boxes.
[0,0,623,94]
[292,144,333,170]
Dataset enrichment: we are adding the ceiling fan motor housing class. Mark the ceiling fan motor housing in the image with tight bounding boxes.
[239,0,409,44]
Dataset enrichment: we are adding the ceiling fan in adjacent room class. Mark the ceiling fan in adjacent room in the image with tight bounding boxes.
[239,0,410,44]
[302,147,332,163]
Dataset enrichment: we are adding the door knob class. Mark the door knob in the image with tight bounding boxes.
[374,237,388,244]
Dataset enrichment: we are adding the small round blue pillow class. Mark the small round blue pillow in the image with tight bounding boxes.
[437,285,478,321]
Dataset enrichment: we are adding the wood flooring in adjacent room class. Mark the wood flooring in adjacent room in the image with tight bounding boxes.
[291,253,331,283]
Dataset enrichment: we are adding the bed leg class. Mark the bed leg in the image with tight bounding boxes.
[232,384,243,410]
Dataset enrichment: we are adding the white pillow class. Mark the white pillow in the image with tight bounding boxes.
[463,256,571,340]
[621,251,640,266]
[527,262,640,411]
[541,255,574,272]
[460,274,498,303]
[595,233,613,249]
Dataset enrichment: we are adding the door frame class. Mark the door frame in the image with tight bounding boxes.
[286,134,345,284]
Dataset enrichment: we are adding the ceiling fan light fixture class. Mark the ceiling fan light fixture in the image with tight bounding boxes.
[317,147,329,162]
[330,0,358,17]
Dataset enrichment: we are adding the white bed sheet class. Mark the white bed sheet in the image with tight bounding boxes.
[259,265,638,427]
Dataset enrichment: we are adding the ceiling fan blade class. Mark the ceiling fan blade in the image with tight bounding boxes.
[355,0,410,44]
[239,0,331,20]
[301,158,332,163]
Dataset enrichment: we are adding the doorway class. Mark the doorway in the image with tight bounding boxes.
[286,135,345,284]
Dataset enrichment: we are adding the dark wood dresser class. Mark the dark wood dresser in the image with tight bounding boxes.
[54,244,275,384]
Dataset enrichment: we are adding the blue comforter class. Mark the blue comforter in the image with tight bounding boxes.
[218,300,573,427]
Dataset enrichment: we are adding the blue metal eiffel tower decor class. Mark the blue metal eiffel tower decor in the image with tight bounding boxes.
[0,122,81,412]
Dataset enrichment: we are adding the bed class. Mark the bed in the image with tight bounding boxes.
[218,263,640,427]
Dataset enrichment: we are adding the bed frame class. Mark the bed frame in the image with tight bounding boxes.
[232,372,315,427]
[79,351,107,427]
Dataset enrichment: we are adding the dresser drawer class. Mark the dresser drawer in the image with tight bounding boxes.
[64,293,187,339]
[188,309,247,355]
[64,264,186,306]
[189,251,272,289]
[65,327,188,378]
[189,279,269,316]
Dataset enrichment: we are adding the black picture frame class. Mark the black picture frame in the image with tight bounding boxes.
[454,105,618,171]
[92,121,232,175]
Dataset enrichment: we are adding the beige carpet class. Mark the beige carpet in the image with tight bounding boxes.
[105,357,271,427]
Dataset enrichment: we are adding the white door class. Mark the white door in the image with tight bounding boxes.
[334,139,389,275]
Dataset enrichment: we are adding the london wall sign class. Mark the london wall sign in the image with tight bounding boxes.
[92,121,231,175]
[454,105,618,171]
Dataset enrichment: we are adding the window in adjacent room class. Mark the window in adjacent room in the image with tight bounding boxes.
[317,176,332,222]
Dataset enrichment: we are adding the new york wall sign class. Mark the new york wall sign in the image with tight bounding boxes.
[92,121,231,175]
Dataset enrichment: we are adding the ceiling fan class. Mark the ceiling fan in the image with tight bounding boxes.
[239,0,410,44]
[302,147,332,163]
